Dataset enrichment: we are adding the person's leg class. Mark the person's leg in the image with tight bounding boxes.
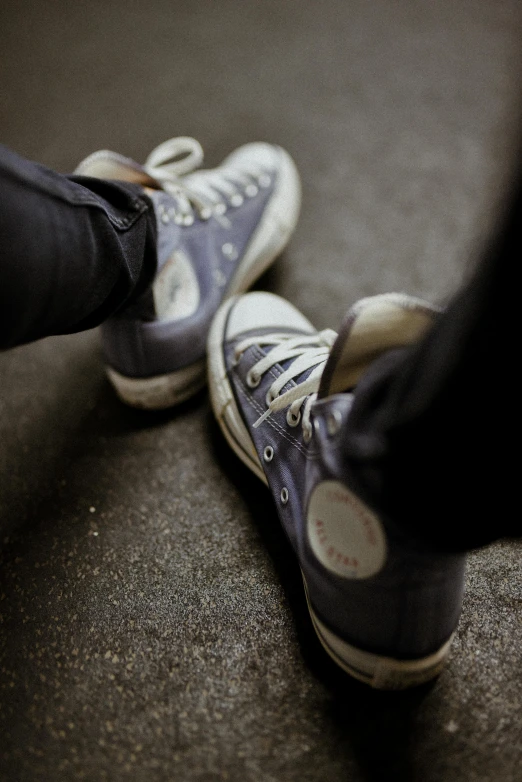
[0,144,157,350]
[341,169,521,551]
[0,139,301,410]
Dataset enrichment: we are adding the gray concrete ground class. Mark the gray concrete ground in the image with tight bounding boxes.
[0,1,521,780]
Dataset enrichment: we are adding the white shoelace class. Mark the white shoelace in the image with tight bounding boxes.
[142,137,271,226]
[234,330,338,440]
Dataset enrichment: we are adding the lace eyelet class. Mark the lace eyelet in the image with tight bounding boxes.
[183,214,195,227]
[286,409,301,427]
[245,184,258,197]
[280,487,289,504]
[214,203,227,216]
[246,370,261,388]
[213,269,226,287]
[199,207,212,220]
[263,446,274,463]
[230,194,244,207]
[327,409,342,436]
[258,173,271,188]
[222,242,238,261]
[161,213,170,224]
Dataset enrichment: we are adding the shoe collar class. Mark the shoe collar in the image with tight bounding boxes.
[74,137,204,189]
[318,293,440,398]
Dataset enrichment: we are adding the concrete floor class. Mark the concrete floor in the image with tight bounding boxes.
[0,1,521,780]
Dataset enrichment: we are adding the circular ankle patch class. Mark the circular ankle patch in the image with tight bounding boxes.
[153,250,200,321]
[307,481,386,579]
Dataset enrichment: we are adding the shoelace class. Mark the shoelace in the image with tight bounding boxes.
[234,330,338,441]
[138,137,272,226]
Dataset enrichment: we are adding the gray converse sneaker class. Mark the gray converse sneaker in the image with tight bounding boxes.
[75,137,301,408]
[208,291,466,689]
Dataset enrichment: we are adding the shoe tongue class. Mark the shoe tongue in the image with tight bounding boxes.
[318,293,439,397]
[74,151,159,188]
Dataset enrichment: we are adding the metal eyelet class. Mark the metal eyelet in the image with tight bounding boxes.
[280,487,289,504]
[213,268,226,287]
[222,242,238,261]
[263,446,274,463]
[246,370,261,388]
[233,344,246,364]
[327,409,342,436]
[286,409,301,427]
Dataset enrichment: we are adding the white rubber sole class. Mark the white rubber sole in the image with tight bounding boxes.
[107,359,206,410]
[224,147,301,298]
[208,298,453,689]
[207,297,267,481]
[303,579,453,689]
[109,147,301,410]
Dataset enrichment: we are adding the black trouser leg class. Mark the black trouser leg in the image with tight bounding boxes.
[344,169,521,551]
[0,145,157,350]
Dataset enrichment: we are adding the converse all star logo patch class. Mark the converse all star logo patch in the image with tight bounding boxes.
[307,481,386,579]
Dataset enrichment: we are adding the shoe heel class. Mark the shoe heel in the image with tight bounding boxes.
[106,360,206,410]
[303,577,454,690]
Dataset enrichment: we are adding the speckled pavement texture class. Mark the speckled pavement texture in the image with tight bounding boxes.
[0,1,521,780]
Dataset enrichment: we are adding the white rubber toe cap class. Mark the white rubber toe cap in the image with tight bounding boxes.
[222,142,284,171]
[225,292,315,340]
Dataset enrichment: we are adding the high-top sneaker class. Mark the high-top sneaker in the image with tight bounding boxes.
[75,137,301,408]
[207,291,466,689]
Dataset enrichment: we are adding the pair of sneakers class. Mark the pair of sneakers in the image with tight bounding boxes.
[76,137,466,690]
